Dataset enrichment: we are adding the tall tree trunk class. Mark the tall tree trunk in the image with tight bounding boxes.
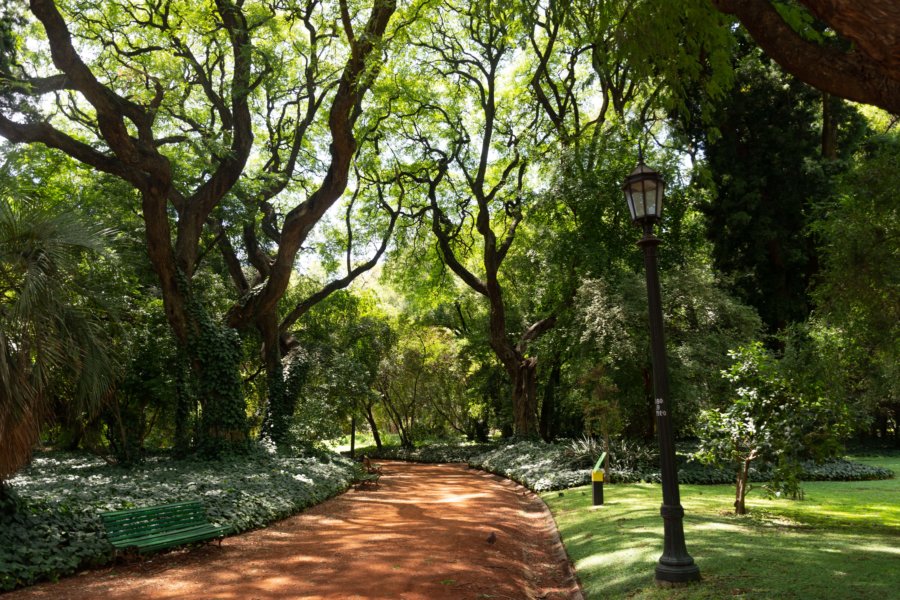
[512,357,539,437]
[821,92,838,159]
[734,456,753,515]
[365,404,383,450]
[144,185,250,455]
[141,187,193,346]
[539,357,561,441]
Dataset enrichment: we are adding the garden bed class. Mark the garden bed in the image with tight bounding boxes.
[367,440,894,492]
[0,449,358,591]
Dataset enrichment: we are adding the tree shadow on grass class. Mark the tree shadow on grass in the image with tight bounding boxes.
[553,491,900,600]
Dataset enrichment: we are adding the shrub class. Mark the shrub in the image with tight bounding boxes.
[562,435,605,469]
[366,441,495,464]
[471,440,589,491]
[608,439,657,472]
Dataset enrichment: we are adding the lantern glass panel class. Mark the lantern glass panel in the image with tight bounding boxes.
[637,188,649,218]
[626,191,638,220]
[655,179,665,217]
[643,180,658,217]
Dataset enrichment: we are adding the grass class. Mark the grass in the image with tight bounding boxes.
[544,454,900,599]
[326,432,402,454]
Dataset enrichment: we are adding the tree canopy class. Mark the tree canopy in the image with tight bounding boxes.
[0,0,896,474]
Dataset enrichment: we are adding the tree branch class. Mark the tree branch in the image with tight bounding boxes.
[226,0,397,328]
[713,0,900,113]
[279,193,400,333]
[0,115,137,184]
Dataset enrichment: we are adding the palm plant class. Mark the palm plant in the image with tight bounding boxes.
[0,196,116,481]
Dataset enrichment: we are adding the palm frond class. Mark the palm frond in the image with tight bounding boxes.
[0,196,118,480]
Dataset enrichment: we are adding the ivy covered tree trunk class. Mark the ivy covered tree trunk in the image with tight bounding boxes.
[173,354,195,458]
[259,311,288,446]
[159,276,246,456]
[160,280,249,459]
[261,318,310,449]
[188,309,249,457]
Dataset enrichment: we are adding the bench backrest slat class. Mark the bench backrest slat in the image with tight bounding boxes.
[100,501,211,542]
[100,500,200,519]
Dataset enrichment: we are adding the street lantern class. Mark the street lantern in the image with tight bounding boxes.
[622,162,665,224]
[623,157,701,585]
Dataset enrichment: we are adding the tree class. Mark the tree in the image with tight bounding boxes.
[0,197,116,481]
[375,335,427,449]
[374,325,467,447]
[339,312,397,452]
[277,289,397,449]
[698,40,867,332]
[378,0,734,437]
[576,265,761,440]
[695,342,849,514]
[810,133,900,444]
[375,0,559,437]
[0,0,398,452]
[712,0,900,113]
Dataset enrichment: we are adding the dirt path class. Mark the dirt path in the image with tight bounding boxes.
[9,461,582,599]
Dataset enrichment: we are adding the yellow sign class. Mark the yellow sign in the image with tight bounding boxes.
[591,470,604,482]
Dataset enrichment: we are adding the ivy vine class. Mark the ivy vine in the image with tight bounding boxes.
[263,348,310,448]
[178,272,249,457]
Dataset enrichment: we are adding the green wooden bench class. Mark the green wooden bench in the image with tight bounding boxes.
[354,456,382,488]
[99,500,230,554]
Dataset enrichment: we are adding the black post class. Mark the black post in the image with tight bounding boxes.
[638,222,700,585]
[592,477,604,505]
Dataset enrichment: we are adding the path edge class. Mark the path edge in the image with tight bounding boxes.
[530,488,586,600]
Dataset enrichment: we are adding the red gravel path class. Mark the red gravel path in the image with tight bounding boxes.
[8,462,582,599]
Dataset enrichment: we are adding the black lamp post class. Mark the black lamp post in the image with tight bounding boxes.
[622,158,701,585]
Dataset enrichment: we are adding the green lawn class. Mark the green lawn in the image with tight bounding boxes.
[327,432,399,453]
[544,455,900,599]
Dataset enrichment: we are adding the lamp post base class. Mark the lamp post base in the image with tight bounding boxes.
[654,502,700,584]
[655,561,701,585]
